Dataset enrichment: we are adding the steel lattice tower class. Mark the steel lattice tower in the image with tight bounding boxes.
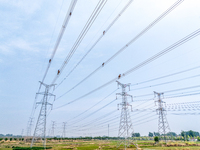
[154,91,171,142]
[27,117,34,136]
[116,81,137,150]
[51,121,56,137]
[31,82,56,148]
[62,122,67,138]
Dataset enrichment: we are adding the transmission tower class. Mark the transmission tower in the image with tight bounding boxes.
[51,121,56,137]
[21,129,24,138]
[154,91,171,142]
[31,82,56,148]
[116,81,137,150]
[62,122,67,138]
[27,117,34,136]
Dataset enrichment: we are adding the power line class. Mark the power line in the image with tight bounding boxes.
[67,88,118,122]
[67,110,118,129]
[51,0,108,85]
[39,0,78,93]
[55,28,200,109]
[30,0,78,119]
[69,99,117,125]
[56,0,134,89]
[56,0,184,98]
[131,65,200,86]
[131,74,200,91]
[132,85,200,99]
[122,28,200,77]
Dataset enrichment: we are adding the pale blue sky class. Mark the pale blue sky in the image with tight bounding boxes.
[0,0,200,137]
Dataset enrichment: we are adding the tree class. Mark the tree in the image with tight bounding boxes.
[154,132,160,136]
[132,133,140,137]
[154,136,159,143]
[5,138,8,141]
[9,138,12,141]
[181,130,199,138]
[148,132,153,137]
[181,131,185,137]
[167,132,177,136]
[188,130,195,137]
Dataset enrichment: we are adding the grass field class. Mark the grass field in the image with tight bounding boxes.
[0,139,200,150]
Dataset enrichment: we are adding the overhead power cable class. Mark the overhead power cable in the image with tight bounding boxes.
[56,0,135,89]
[132,84,200,99]
[122,28,200,77]
[67,110,118,130]
[131,74,200,91]
[69,99,117,125]
[67,88,118,122]
[133,118,157,126]
[40,0,78,91]
[55,27,200,109]
[165,92,200,100]
[57,0,184,97]
[171,113,200,115]
[30,0,78,117]
[51,0,108,85]
[131,65,200,86]
[167,100,200,106]
[163,85,200,93]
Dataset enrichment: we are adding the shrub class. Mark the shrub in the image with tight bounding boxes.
[154,136,159,143]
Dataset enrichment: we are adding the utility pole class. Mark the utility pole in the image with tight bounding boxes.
[51,121,56,137]
[62,122,67,138]
[27,117,34,136]
[116,81,137,150]
[31,82,56,148]
[154,91,171,143]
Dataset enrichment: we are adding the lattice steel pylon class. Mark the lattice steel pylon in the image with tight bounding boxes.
[62,122,67,138]
[154,91,171,142]
[116,81,137,150]
[27,117,34,136]
[31,82,56,148]
[51,121,56,137]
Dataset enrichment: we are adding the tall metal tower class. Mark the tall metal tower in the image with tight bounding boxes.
[62,122,67,138]
[116,81,137,149]
[31,82,56,148]
[27,117,34,136]
[51,121,56,137]
[154,91,171,142]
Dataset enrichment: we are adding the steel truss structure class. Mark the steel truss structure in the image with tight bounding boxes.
[116,81,138,149]
[31,82,56,148]
[154,91,171,142]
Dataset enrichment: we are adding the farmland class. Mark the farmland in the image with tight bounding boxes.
[1,139,200,150]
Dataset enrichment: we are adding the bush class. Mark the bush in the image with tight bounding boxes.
[5,138,8,141]
[154,136,159,143]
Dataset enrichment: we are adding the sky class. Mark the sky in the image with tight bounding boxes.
[0,0,200,137]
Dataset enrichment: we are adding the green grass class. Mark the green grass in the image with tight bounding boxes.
[0,140,200,150]
[12,146,52,150]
